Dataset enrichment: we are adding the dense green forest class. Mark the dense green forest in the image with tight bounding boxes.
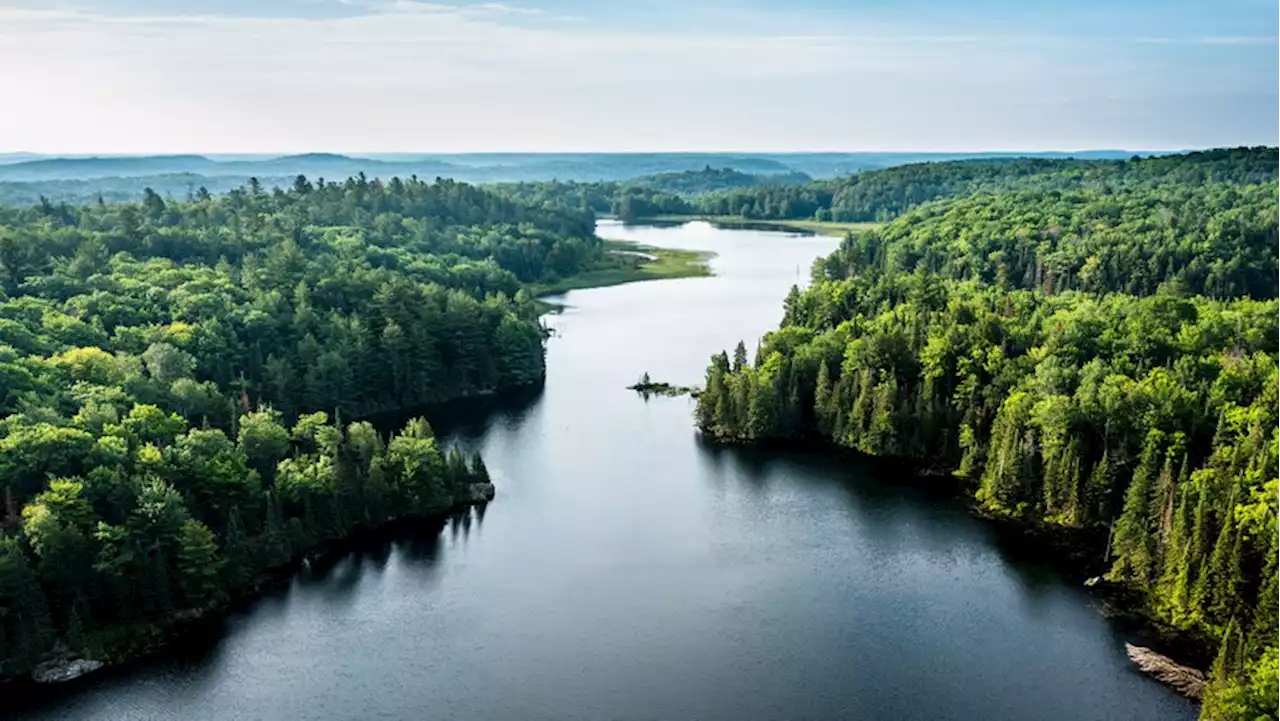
[0,174,601,677]
[493,167,807,221]
[694,152,1279,719]
[0,175,274,208]
[485,148,1278,228]
[694,147,1278,222]
[631,167,810,195]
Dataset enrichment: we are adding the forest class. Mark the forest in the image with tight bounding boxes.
[694,147,1280,222]
[492,166,808,221]
[0,174,600,677]
[474,148,1280,229]
[0,154,812,206]
[694,150,1279,720]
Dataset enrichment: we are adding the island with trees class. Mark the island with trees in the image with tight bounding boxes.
[693,147,1279,720]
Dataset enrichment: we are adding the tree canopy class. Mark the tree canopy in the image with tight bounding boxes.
[696,147,1279,222]
[0,173,565,677]
[695,149,1279,719]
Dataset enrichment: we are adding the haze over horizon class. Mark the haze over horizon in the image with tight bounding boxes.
[2,0,1277,154]
[0,148,1202,158]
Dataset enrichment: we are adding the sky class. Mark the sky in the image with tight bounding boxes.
[1,0,1276,153]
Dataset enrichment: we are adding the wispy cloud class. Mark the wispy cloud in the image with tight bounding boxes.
[469,2,542,15]
[1194,35,1278,45]
[0,2,1274,152]
[1137,35,1278,45]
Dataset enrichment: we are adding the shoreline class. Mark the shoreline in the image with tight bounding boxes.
[2,378,539,696]
[692,431,1215,681]
[2,235,714,697]
[3,500,488,703]
[621,214,880,237]
[531,240,713,297]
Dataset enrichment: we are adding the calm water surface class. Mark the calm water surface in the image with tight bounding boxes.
[15,220,1194,721]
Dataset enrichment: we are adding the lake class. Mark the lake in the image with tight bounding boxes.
[12,220,1195,721]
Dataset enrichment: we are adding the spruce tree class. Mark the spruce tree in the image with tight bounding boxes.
[1109,430,1164,581]
[732,341,748,373]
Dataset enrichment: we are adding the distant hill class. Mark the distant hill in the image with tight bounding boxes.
[0,150,1161,183]
[694,147,1278,222]
[631,167,811,195]
[0,152,795,183]
[0,152,45,165]
[0,154,458,182]
[0,174,284,206]
[0,155,221,180]
[0,150,1175,206]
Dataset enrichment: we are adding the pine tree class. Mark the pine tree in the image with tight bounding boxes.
[1245,563,1277,662]
[1158,484,1195,624]
[1086,450,1111,522]
[813,362,833,438]
[263,491,290,568]
[1109,430,1164,581]
[176,520,222,608]
[1204,511,1242,624]
[470,452,490,484]
[977,392,1035,513]
[865,377,898,455]
[956,423,981,479]
[0,536,54,672]
[1205,618,1246,703]
[848,368,875,447]
[732,341,748,373]
[222,506,252,588]
[746,374,777,439]
[1152,452,1178,569]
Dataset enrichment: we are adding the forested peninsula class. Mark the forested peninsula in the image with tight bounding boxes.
[0,175,633,681]
[693,148,1279,720]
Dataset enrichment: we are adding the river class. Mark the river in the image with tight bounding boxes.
[13,220,1195,721]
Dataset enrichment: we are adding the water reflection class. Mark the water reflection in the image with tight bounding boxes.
[9,221,1194,721]
[695,441,1135,638]
[365,383,545,439]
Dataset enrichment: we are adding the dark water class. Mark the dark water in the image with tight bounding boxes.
[15,221,1194,721]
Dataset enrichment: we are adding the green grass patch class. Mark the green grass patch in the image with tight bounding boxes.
[637,214,880,237]
[531,241,713,296]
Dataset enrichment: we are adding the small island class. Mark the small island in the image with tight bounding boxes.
[628,372,700,398]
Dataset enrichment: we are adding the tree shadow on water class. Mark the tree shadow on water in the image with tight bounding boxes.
[366,385,545,441]
[695,439,1098,613]
[393,520,447,567]
[5,616,233,717]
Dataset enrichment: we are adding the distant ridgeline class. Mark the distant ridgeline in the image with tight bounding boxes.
[0,175,599,678]
[429,147,1280,225]
[492,166,813,221]
[694,147,1279,720]
[693,147,1280,222]
[0,149,1154,207]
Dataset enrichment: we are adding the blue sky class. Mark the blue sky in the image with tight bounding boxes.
[1,0,1275,152]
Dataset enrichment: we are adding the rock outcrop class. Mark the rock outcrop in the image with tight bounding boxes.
[32,657,104,683]
[460,482,495,504]
[1125,643,1205,698]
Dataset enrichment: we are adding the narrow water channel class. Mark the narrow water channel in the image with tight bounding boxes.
[13,220,1195,721]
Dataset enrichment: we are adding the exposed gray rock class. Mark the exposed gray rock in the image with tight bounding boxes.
[33,657,104,683]
[461,482,495,504]
[1126,643,1205,698]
